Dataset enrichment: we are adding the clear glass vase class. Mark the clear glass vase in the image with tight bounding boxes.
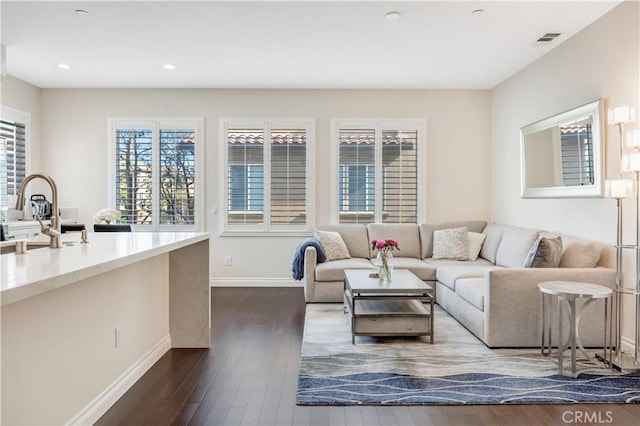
[376,251,394,283]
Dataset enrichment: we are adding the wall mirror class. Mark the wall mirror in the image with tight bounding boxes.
[521,99,604,198]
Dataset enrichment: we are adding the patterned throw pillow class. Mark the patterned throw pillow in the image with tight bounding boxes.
[523,236,563,268]
[314,230,351,261]
[432,227,469,260]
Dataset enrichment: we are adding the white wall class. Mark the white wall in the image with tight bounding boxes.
[33,88,491,282]
[492,1,639,346]
[1,75,42,182]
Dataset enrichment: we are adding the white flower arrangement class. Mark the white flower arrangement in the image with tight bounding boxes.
[93,208,122,224]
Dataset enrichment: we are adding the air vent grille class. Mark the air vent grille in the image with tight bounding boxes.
[537,32,562,42]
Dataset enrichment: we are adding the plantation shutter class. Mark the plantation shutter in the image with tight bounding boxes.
[115,128,153,224]
[227,128,265,225]
[336,123,420,224]
[159,128,196,225]
[338,129,376,224]
[271,128,307,225]
[1,119,26,197]
[382,130,418,223]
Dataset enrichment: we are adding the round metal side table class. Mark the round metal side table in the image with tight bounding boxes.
[538,281,613,377]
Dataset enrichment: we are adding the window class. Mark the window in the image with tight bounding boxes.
[222,119,314,233]
[332,120,424,224]
[228,164,264,214]
[340,164,375,213]
[0,107,29,218]
[109,119,203,231]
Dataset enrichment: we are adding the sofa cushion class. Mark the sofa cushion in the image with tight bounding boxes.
[424,257,495,269]
[435,265,497,291]
[390,257,437,281]
[559,241,603,268]
[523,235,562,268]
[316,225,370,259]
[314,230,351,261]
[495,227,539,268]
[367,223,421,259]
[456,278,485,311]
[420,221,487,259]
[315,258,375,282]
[480,223,509,263]
[432,227,469,260]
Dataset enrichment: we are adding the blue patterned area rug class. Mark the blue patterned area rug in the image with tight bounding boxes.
[296,304,640,405]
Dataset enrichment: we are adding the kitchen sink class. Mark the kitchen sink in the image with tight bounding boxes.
[1,240,75,255]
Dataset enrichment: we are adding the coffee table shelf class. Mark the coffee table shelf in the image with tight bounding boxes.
[343,269,434,344]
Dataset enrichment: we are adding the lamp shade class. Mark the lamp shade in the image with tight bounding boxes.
[608,105,635,125]
[627,128,640,149]
[623,152,640,172]
[605,179,634,199]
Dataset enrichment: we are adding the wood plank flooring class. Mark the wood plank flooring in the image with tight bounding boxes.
[96,287,639,426]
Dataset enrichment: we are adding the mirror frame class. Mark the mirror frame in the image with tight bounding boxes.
[520,99,604,198]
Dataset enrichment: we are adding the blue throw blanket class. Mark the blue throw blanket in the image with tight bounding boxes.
[292,237,326,280]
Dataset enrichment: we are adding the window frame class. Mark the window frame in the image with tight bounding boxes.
[330,118,426,224]
[0,106,30,218]
[107,117,204,232]
[220,118,315,236]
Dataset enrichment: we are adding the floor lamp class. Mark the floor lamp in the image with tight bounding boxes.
[606,104,640,372]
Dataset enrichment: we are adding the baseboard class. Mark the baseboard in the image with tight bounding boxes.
[210,277,302,287]
[66,334,172,425]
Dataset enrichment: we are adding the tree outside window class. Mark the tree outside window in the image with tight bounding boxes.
[112,119,202,231]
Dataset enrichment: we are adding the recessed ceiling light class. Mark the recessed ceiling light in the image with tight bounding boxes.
[75,9,89,16]
[163,63,176,70]
[56,63,71,70]
[385,11,401,21]
[472,9,485,16]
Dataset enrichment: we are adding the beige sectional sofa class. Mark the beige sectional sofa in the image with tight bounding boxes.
[302,221,616,348]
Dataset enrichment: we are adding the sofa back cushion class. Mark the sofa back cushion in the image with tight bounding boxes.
[367,223,421,259]
[495,226,540,267]
[315,225,370,259]
[480,223,508,263]
[420,221,487,259]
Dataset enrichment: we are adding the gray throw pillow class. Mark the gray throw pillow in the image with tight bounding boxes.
[523,236,563,268]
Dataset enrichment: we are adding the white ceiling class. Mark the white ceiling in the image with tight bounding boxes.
[1,0,621,89]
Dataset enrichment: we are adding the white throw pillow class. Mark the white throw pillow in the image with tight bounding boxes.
[432,227,469,260]
[314,230,351,261]
[467,231,486,261]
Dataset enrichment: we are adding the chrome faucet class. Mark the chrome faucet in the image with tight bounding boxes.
[15,173,62,248]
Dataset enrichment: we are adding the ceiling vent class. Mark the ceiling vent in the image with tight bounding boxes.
[537,32,562,43]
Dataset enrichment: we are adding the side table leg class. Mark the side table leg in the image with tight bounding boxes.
[541,293,551,356]
[430,294,434,344]
[568,297,577,376]
[558,296,564,376]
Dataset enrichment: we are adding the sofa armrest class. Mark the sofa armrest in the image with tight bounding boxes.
[483,267,615,347]
[303,246,318,301]
[304,246,318,277]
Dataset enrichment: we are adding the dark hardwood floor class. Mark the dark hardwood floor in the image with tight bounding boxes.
[96,287,639,426]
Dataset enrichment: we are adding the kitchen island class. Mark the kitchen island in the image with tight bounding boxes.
[1,231,210,425]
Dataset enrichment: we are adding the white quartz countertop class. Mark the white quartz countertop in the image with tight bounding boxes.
[1,231,209,306]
